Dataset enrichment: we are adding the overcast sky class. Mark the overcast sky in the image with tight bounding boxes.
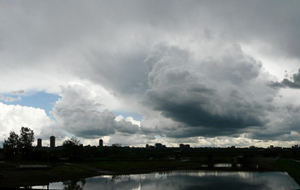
[1,1,300,148]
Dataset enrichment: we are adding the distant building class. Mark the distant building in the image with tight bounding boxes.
[179,144,190,149]
[155,143,162,148]
[155,143,166,148]
[99,139,103,147]
[146,144,155,149]
[37,138,42,148]
[50,136,55,149]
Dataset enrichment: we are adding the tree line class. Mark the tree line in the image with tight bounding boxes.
[1,127,83,161]
[3,127,34,149]
[1,127,163,162]
[1,127,110,162]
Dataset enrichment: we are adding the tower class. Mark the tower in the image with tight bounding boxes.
[50,136,55,149]
[99,139,103,147]
[37,138,42,148]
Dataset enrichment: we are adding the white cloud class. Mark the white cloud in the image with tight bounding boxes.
[115,115,141,127]
[0,94,21,103]
[0,102,53,143]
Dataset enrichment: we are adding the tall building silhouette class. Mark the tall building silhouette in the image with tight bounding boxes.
[37,138,42,148]
[99,139,103,147]
[50,136,55,148]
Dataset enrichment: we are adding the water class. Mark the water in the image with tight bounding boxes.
[30,170,299,190]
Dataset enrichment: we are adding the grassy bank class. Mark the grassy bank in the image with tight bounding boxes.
[0,163,98,188]
[273,159,300,185]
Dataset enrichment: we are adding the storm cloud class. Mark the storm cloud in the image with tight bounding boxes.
[143,42,276,137]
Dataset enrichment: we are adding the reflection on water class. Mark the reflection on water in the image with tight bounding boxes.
[31,170,300,190]
[63,179,86,190]
[214,163,232,167]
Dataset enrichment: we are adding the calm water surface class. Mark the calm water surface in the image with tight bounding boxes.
[32,170,299,190]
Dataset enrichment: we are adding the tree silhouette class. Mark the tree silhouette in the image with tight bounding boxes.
[63,136,80,147]
[3,131,19,149]
[62,137,82,160]
[19,127,34,149]
[2,127,34,160]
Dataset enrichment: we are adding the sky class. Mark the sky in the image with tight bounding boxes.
[1,0,300,148]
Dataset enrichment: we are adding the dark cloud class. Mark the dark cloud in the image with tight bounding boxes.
[143,42,274,137]
[269,69,300,89]
[146,87,266,127]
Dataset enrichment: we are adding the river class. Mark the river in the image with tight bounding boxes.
[29,170,299,190]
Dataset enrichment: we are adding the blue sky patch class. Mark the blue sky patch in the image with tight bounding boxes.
[0,91,60,118]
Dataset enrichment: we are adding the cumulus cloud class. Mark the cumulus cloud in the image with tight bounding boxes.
[52,84,140,139]
[0,102,53,143]
[143,42,277,137]
[115,115,141,127]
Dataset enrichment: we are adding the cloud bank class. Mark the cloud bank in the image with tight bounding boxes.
[52,85,140,139]
[1,1,300,147]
